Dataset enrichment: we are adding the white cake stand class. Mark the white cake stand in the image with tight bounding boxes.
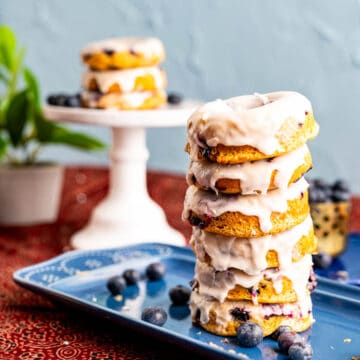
[44,102,198,250]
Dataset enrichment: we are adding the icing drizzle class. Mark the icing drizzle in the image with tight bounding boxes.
[194,254,313,303]
[81,90,165,109]
[187,91,313,158]
[190,291,312,326]
[187,145,310,195]
[81,37,165,58]
[191,215,313,274]
[183,177,308,233]
[82,67,166,94]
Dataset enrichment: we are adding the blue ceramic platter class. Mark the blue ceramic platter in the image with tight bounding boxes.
[13,243,360,360]
[315,233,360,286]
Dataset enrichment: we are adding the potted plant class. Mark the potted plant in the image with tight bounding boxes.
[0,25,104,225]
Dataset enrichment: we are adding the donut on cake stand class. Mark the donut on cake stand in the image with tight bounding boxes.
[44,102,198,250]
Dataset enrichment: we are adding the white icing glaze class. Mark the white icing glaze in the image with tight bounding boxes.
[187,145,310,195]
[191,215,313,274]
[194,254,313,304]
[81,37,165,58]
[81,90,165,109]
[81,67,166,94]
[190,291,312,326]
[183,177,308,233]
[254,92,271,105]
[187,91,314,159]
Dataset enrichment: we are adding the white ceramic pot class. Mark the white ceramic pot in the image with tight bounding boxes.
[0,164,64,225]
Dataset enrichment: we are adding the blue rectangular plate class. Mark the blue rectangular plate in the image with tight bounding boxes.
[13,243,360,360]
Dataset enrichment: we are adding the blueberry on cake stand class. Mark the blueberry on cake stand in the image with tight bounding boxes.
[44,102,197,249]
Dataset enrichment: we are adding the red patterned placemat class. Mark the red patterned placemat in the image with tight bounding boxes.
[0,166,359,359]
[0,167,192,360]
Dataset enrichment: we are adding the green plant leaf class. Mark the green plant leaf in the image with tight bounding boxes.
[34,111,104,151]
[0,68,8,83]
[23,67,40,109]
[33,110,55,142]
[0,135,7,160]
[5,89,30,147]
[48,125,105,151]
[0,25,17,70]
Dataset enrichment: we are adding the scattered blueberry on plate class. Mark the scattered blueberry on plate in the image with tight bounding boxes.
[106,275,127,296]
[288,342,313,360]
[277,331,302,353]
[236,321,263,347]
[141,306,167,326]
[169,285,191,305]
[271,325,292,340]
[122,269,141,285]
[146,262,166,281]
[312,251,333,269]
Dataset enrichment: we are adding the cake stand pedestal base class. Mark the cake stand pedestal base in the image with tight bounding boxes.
[44,103,199,250]
[71,126,185,250]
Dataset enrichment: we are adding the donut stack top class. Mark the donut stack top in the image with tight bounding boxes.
[182,91,319,337]
[80,37,167,110]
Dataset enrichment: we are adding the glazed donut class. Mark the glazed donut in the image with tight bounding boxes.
[190,291,313,336]
[183,177,310,237]
[193,254,313,304]
[81,89,166,110]
[81,37,165,70]
[81,67,167,94]
[191,215,316,273]
[186,91,319,164]
[187,144,312,195]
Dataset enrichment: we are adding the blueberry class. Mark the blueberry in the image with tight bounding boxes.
[188,214,210,229]
[332,179,350,192]
[331,189,350,202]
[146,262,166,281]
[167,92,183,105]
[236,321,263,348]
[308,268,317,292]
[231,307,250,322]
[106,275,126,295]
[122,269,140,285]
[271,325,292,340]
[313,178,327,189]
[288,342,313,360]
[199,146,212,160]
[47,94,59,105]
[312,252,332,269]
[169,285,191,305]
[309,187,330,203]
[278,331,302,353]
[141,306,167,326]
[103,48,115,56]
[47,94,67,106]
[64,94,82,107]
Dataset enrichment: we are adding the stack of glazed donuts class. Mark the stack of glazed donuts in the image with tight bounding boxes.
[80,37,167,110]
[183,91,320,337]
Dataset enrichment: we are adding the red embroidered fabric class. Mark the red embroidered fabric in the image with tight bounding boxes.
[0,167,358,359]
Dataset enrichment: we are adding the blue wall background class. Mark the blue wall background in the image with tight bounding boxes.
[1,0,360,192]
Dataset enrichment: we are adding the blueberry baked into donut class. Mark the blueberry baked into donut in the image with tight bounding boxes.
[182,91,319,338]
